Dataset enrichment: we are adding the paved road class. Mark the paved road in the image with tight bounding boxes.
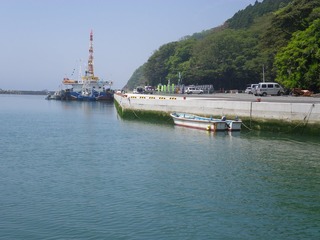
[184,93,320,104]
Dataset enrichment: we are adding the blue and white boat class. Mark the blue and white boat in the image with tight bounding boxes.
[63,31,113,101]
[62,77,113,101]
[170,112,242,131]
[48,30,114,101]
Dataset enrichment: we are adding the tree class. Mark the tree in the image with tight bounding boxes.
[144,42,178,86]
[165,38,196,84]
[275,19,320,92]
[190,29,260,89]
[226,0,291,29]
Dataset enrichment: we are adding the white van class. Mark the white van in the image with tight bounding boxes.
[255,82,284,96]
[186,87,203,94]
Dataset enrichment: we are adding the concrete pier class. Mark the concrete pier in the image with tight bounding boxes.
[114,93,320,134]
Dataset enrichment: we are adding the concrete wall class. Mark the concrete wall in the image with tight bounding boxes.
[115,93,320,124]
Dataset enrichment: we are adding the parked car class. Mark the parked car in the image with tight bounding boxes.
[245,84,258,94]
[245,87,252,94]
[255,82,284,96]
[186,87,204,94]
[144,86,155,94]
[133,86,144,94]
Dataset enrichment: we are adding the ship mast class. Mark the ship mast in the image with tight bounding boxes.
[83,30,98,81]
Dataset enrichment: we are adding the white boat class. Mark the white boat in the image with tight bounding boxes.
[170,113,242,132]
[170,112,227,131]
[62,77,113,101]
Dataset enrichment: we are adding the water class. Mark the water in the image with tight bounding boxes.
[0,94,319,240]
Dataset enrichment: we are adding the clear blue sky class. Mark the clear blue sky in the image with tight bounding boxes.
[0,0,257,91]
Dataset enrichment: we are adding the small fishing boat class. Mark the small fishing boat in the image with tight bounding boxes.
[170,112,242,132]
[170,112,226,131]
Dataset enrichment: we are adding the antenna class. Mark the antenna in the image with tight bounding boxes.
[78,59,83,82]
[82,30,99,82]
[87,30,94,77]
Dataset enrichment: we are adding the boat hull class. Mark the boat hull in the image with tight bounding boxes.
[171,113,242,132]
[170,113,227,132]
[96,91,114,101]
[226,120,242,131]
[46,88,114,101]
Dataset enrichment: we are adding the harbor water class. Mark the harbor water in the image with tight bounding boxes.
[0,94,319,240]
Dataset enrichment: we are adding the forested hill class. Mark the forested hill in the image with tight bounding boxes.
[124,0,320,93]
[226,0,292,29]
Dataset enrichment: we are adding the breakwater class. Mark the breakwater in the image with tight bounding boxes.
[114,93,320,135]
[0,90,48,95]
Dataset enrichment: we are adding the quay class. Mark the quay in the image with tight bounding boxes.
[114,93,320,135]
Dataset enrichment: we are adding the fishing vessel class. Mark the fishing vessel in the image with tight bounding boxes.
[48,30,113,101]
[170,112,242,131]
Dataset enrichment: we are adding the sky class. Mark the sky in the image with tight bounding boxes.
[0,0,258,91]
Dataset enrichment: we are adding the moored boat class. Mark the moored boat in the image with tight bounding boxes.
[170,112,227,131]
[45,90,62,100]
[170,112,242,132]
[47,30,114,101]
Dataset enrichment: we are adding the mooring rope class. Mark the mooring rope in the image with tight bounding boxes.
[301,103,315,133]
[241,122,253,131]
[289,103,315,131]
[131,109,140,119]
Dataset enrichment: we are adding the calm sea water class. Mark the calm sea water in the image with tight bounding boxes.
[0,94,319,240]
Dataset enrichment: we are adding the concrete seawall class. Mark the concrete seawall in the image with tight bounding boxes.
[114,93,320,133]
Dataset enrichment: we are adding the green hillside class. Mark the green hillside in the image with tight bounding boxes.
[124,0,320,93]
